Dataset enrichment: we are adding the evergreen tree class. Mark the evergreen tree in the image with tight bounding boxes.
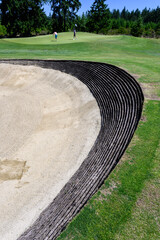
[153,7,160,23]
[111,19,120,29]
[87,0,110,34]
[0,0,47,36]
[155,22,160,37]
[121,7,128,20]
[76,12,88,32]
[112,9,120,19]
[142,7,150,23]
[134,8,141,19]
[131,17,144,37]
[129,10,136,21]
[0,24,7,37]
[50,0,81,32]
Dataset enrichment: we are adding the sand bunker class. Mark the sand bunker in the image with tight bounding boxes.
[0,64,100,240]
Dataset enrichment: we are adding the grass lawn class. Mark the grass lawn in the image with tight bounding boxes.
[0,32,159,239]
[58,100,160,240]
[0,32,160,85]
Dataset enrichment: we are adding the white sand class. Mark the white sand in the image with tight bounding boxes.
[0,64,100,240]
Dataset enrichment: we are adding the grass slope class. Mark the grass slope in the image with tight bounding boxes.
[0,32,159,239]
[57,101,160,240]
[0,33,160,84]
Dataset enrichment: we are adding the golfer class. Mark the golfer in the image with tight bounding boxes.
[54,32,58,41]
[73,29,76,40]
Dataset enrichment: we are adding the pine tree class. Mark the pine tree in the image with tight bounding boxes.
[87,0,110,34]
[0,0,47,36]
[131,17,144,37]
[50,0,81,32]
[112,9,120,19]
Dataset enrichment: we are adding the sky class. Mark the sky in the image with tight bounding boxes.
[43,0,160,16]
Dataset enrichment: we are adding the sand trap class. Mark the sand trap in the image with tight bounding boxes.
[0,63,100,240]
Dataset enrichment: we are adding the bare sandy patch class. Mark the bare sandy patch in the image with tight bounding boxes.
[140,82,160,101]
[121,68,160,101]
[0,63,101,240]
[0,160,27,182]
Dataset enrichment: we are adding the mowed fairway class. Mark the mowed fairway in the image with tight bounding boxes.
[0,32,160,84]
[0,33,160,240]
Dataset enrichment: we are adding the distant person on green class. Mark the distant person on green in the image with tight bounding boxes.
[73,29,76,40]
[73,24,77,40]
[54,32,58,41]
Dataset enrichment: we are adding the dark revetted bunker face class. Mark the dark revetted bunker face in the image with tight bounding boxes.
[0,60,144,240]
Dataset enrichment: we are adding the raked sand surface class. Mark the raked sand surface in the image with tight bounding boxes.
[0,64,100,240]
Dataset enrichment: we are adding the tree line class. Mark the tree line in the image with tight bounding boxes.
[0,0,160,38]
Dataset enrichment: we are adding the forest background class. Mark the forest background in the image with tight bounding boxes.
[0,0,160,39]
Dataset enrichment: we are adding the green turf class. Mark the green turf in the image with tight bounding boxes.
[0,33,160,83]
[114,141,160,240]
[57,101,160,240]
[0,32,160,239]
